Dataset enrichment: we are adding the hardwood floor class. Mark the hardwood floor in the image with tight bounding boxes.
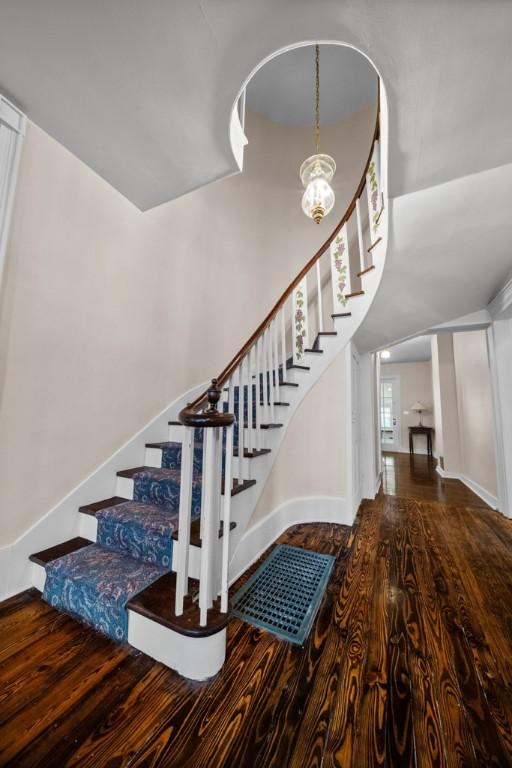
[1,456,512,767]
[381,450,492,505]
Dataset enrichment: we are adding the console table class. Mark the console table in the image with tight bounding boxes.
[409,426,434,457]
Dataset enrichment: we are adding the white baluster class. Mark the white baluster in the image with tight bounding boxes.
[280,306,287,386]
[355,197,366,274]
[220,420,234,613]
[199,426,220,626]
[267,325,275,423]
[199,428,206,542]
[235,365,244,484]
[263,328,270,425]
[227,374,235,485]
[238,360,246,483]
[316,257,324,335]
[255,336,262,449]
[272,318,280,403]
[175,425,194,616]
[247,348,254,462]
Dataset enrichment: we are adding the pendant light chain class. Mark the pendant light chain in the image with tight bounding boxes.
[299,43,336,224]
[315,44,320,154]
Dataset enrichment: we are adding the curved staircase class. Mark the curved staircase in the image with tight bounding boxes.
[29,94,388,680]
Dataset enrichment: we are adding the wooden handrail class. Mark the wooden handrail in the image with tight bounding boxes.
[180,98,380,423]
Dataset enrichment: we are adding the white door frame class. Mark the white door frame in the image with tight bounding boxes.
[380,374,401,452]
[0,94,26,293]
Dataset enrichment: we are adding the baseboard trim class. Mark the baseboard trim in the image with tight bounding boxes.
[435,465,460,480]
[436,466,498,509]
[229,495,349,586]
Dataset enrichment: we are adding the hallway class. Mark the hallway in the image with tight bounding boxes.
[1,456,512,766]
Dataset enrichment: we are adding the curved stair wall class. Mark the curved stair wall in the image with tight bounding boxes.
[24,85,388,680]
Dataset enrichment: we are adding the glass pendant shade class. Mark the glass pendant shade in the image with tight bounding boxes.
[300,153,336,224]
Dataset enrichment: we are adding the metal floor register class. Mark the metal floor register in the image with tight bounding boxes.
[232,544,335,645]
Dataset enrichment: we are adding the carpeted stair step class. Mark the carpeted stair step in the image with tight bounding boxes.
[95,500,183,568]
[146,441,203,472]
[42,543,168,641]
[78,497,236,551]
[117,467,203,512]
[116,465,256,503]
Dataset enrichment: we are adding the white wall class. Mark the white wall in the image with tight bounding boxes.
[249,352,346,527]
[452,330,498,499]
[0,105,375,546]
[380,360,434,454]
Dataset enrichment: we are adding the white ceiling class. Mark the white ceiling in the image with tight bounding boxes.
[0,2,511,353]
[0,1,511,210]
[381,336,432,364]
[246,44,377,127]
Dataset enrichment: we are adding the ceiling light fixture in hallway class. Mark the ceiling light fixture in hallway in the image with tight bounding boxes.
[300,45,336,224]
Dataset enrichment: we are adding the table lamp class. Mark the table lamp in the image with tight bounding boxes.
[411,401,428,426]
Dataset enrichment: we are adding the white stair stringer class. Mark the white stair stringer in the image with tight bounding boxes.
[225,235,388,580]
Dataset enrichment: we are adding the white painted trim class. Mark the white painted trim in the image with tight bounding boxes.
[229,495,349,585]
[229,103,248,172]
[380,374,401,452]
[435,465,459,480]
[486,324,509,517]
[128,611,226,681]
[0,379,207,601]
[487,274,512,320]
[0,94,26,293]
[460,474,498,510]
[436,465,498,509]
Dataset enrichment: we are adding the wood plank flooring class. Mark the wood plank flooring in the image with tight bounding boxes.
[1,453,512,766]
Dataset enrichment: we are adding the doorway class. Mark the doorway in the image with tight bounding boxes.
[380,376,400,451]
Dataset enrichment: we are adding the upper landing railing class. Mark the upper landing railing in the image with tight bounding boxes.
[176,95,384,626]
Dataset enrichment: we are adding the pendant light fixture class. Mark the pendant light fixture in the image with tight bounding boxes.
[300,45,336,224]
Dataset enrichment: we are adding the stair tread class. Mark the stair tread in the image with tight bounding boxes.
[146,440,180,449]
[357,264,376,277]
[230,478,257,495]
[79,496,129,516]
[286,364,310,371]
[172,519,236,546]
[304,348,323,354]
[30,537,92,566]
[117,466,154,479]
[331,312,352,319]
[117,466,255,496]
[346,290,365,299]
[280,381,299,387]
[259,423,283,430]
[127,570,229,638]
[233,447,271,458]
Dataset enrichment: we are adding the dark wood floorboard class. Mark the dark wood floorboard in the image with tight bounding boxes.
[1,454,512,767]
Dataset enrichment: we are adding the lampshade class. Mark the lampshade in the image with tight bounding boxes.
[300,154,336,224]
[411,401,428,413]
